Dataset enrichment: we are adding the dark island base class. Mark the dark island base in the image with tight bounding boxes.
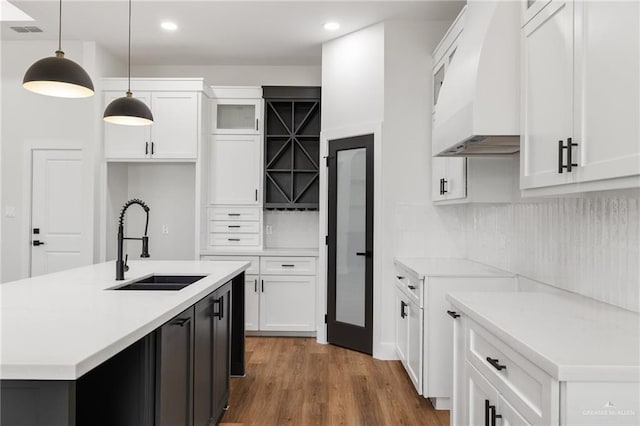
[1,272,245,426]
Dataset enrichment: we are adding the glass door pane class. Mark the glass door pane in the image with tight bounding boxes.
[335,147,366,327]
[216,104,256,130]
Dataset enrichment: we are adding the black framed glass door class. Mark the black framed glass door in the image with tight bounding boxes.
[327,134,373,355]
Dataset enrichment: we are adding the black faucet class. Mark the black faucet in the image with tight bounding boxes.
[116,199,150,280]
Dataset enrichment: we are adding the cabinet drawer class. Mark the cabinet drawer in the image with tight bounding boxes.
[209,207,260,222]
[466,319,557,425]
[200,256,259,275]
[208,234,260,247]
[260,257,316,276]
[209,221,260,234]
[394,267,423,308]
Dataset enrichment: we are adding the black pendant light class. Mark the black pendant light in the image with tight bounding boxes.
[103,0,153,126]
[23,0,94,98]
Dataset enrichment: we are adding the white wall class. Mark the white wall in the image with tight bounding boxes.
[320,20,453,359]
[106,163,196,262]
[0,41,109,282]
[132,64,321,86]
[264,211,319,249]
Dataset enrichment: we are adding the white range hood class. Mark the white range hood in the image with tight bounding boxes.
[433,0,520,157]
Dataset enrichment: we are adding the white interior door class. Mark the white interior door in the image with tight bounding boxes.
[31,150,88,276]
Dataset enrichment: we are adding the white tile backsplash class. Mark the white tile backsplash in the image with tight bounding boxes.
[460,191,640,312]
[264,210,319,249]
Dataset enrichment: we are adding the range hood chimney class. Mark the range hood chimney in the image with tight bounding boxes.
[433,0,520,157]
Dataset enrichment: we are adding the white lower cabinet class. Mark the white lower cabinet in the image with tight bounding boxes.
[393,258,516,410]
[395,286,423,392]
[260,275,315,332]
[202,255,316,333]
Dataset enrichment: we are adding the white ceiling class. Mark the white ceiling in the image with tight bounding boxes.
[2,1,464,65]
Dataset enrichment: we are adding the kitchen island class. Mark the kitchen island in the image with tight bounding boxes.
[0,260,249,426]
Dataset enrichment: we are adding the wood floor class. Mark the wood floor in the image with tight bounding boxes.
[220,337,449,426]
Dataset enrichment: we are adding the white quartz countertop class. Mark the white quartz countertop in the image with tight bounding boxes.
[0,260,249,380]
[200,247,319,257]
[447,291,640,382]
[394,257,514,279]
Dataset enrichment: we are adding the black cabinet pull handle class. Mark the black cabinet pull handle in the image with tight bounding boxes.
[486,357,506,371]
[396,275,404,280]
[227,225,240,228]
[447,310,460,319]
[489,403,501,426]
[566,137,578,172]
[356,251,371,257]
[558,140,564,173]
[485,400,491,426]
[256,118,259,131]
[281,264,295,268]
[400,301,407,318]
[408,285,416,290]
[442,179,448,194]
[145,142,149,155]
[228,238,241,242]
[254,279,257,293]
[32,240,45,246]
[213,296,224,319]
[170,317,191,327]
[228,213,241,217]
[261,280,264,293]
[439,178,444,195]
[151,142,155,155]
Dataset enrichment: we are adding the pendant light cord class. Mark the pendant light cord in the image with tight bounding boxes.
[128,0,132,93]
[57,0,62,52]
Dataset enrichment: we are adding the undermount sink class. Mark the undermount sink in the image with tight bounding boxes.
[113,275,207,291]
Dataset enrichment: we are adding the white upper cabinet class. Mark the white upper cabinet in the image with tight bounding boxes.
[209,134,261,205]
[103,79,206,161]
[432,158,467,203]
[150,92,199,159]
[212,99,262,135]
[521,0,640,195]
[521,1,574,189]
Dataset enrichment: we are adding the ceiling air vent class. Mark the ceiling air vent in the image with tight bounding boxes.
[10,26,42,33]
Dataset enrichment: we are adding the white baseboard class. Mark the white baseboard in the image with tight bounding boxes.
[373,341,398,360]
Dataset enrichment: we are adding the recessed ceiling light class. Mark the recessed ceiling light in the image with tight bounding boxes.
[323,22,340,31]
[161,21,178,31]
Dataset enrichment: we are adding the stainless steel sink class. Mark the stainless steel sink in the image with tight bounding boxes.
[113,275,207,291]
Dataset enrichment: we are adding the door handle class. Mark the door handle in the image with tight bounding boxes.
[254,279,257,293]
[400,301,407,318]
[356,251,371,257]
[151,141,155,155]
[32,240,45,246]
[145,142,149,155]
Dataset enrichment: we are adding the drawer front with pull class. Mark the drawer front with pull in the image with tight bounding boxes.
[260,257,316,276]
[466,319,558,425]
[208,234,260,247]
[394,264,423,308]
[209,221,260,234]
[208,207,260,222]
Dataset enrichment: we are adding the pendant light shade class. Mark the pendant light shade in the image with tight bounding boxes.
[23,1,94,98]
[103,92,153,126]
[103,0,153,126]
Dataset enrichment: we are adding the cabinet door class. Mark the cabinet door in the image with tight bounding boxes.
[406,299,423,394]
[151,92,199,159]
[156,307,194,426]
[573,1,640,184]
[451,310,465,426]
[259,276,315,331]
[394,289,408,363]
[212,283,231,420]
[521,1,574,189]
[104,91,151,159]
[445,158,467,200]
[432,157,448,202]
[209,135,261,205]
[212,99,261,135]
[194,296,214,426]
[245,275,260,331]
[498,395,531,426]
[466,362,499,426]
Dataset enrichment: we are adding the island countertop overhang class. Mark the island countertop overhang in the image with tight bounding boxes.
[0,260,249,380]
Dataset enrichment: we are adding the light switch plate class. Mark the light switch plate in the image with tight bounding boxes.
[4,206,16,218]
